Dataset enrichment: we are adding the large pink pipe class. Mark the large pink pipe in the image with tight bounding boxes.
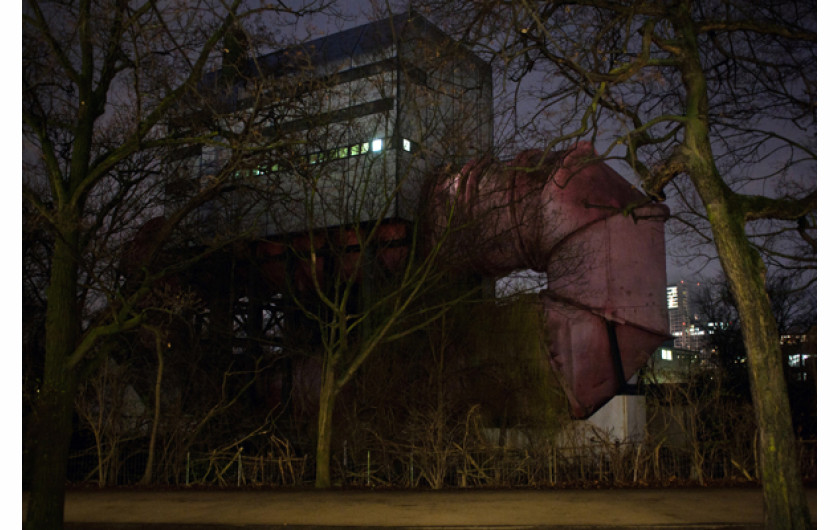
[125,143,668,419]
[427,142,670,418]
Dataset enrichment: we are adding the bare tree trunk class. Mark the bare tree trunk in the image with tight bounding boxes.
[92,377,106,488]
[685,138,810,528]
[26,379,78,530]
[26,227,80,530]
[315,358,337,488]
[710,215,811,529]
[141,328,165,485]
[677,18,811,525]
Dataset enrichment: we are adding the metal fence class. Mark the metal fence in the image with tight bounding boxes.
[67,439,816,488]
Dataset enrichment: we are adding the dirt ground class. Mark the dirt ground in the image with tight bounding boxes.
[22,486,818,528]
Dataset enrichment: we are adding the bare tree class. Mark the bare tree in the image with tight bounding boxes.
[277,125,480,488]
[693,274,816,437]
[74,352,144,486]
[208,12,497,488]
[22,1,332,527]
[415,0,815,527]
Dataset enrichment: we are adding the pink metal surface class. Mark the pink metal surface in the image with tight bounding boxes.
[427,142,669,417]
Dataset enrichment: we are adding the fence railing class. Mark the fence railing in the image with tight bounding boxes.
[67,439,816,488]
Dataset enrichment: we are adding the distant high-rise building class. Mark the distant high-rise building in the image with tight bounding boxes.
[666,281,705,351]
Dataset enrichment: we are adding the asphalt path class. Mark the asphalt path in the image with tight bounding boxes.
[22,486,818,529]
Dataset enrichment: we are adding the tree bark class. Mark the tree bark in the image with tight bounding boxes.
[141,328,165,485]
[675,11,811,525]
[707,206,812,529]
[25,223,81,530]
[25,378,78,530]
[314,358,337,488]
[685,119,811,530]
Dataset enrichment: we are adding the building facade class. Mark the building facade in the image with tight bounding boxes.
[167,12,493,239]
[666,281,708,351]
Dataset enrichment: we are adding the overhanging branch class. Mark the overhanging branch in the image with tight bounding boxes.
[742,190,816,222]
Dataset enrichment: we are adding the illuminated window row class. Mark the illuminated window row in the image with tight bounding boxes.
[232,137,417,177]
[307,138,383,165]
[306,137,416,165]
[235,165,280,178]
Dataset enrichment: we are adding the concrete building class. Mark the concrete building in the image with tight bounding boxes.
[154,12,495,358]
[167,12,493,239]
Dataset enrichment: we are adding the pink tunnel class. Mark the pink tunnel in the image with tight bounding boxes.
[427,142,670,418]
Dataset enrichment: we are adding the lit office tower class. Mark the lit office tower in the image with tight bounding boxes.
[666,281,696,350]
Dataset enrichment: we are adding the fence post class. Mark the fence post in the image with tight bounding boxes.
[366,450,371,486]
[410,453,414,487]
[186,452,190,486]
[237,450,243,486]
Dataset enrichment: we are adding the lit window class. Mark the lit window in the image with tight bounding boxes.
[661,349,672,361]
[666,286,678,309]
[403,138,411,151]
[360,142,369,154]
[350,144,360,156]
[371,138,383,152]
[338,147,348,158]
